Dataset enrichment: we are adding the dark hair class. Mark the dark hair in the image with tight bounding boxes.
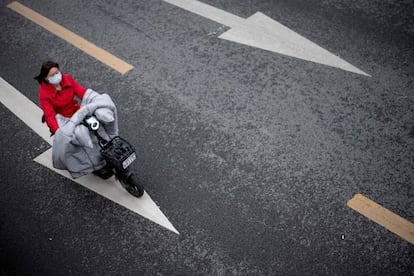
[34,61,59,84]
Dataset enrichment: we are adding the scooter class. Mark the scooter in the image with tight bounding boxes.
[84,115,145,198]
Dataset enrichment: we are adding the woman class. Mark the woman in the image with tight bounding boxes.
[34,61,113,179]
[34,61,86,135]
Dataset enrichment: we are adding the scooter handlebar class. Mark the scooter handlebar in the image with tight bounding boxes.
[84,115,100,131]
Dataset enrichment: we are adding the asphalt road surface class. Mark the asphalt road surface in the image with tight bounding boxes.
[1,0,413,275]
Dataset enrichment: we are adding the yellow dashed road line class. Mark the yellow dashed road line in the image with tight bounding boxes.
[8,1,133,74]
[348,194,414,245]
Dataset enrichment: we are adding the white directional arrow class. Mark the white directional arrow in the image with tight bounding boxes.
[0,77,179,234]
[164,0,370,77]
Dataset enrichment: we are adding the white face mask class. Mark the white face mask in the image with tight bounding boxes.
[48,72,62,85]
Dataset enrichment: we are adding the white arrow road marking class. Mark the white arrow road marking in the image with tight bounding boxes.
[164,0,371,77]
[0,77,179,234]
[34,149,179,234]
[0,78,53,146]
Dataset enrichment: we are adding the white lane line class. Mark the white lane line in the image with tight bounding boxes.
[164,0,371,76]
[0,77,179,234]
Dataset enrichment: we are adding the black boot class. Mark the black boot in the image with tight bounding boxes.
[93,163,114,179]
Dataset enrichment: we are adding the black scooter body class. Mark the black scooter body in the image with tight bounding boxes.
[85,116,144,197]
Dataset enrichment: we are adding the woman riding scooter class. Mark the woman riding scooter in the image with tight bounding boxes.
[34,61,113,179]
[34,61,144,197]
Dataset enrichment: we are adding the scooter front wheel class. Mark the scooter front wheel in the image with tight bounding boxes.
[119,172,144,198]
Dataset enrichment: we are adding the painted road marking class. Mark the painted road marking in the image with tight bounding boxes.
[7,1,133,74]
[0,78,53,146]
[0,77,178,234]
[34,149,179,234]
[164,0,370,76]
[347,194,414,245]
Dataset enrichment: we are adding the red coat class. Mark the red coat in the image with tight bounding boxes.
[39,73,86,134]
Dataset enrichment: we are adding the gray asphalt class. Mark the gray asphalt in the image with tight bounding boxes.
[1,0,413,275]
